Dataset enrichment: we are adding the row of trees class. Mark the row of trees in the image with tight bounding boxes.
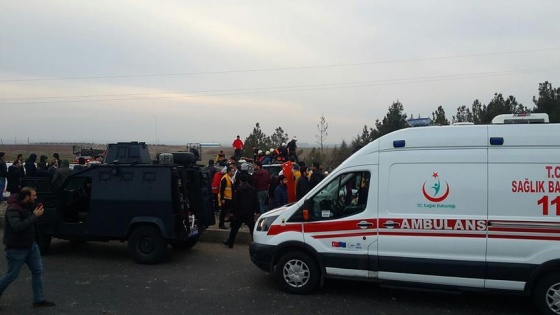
[242,81,560,169]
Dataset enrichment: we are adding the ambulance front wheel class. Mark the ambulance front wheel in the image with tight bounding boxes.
[275,251,320,295]
[533,271,560,315]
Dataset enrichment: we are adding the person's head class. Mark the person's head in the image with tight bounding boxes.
[298,161,306,167]
[53,153,60,159]
[293,164,300,171]
[219,150,224,154]
[292,136,297,142]
[278,175,287,185]
[19,187,37,204]
[227,166,236,176]
[236,135,240,139]
[312,162,320,170]
[0,152,4,159]
[40,155,48,163]
[17,153,23,160]
[78,157,86,165]
[208,159,215,166]
[265,151,270,156]
[255,161,262,169]
[300,166,308,175]
[50,158,58,167]
[281,142,286,147]
[239,173,249,183]
[12,159,21,166]
[61,160,70,168]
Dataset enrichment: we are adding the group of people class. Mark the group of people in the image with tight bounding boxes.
[208,155,327,248]
[0,152,88,199]
[227,135,299,166]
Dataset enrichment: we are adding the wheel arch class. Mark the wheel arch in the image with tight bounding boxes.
[127,217,167,238]
[272,241,325,275]
[525,259,560,293]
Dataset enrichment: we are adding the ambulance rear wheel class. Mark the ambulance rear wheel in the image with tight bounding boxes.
[534,271,560,315]
[275,251,319,295]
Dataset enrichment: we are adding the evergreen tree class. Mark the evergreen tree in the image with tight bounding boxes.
[431,105,449,125]
[533,81,560,123]
[373,100,408,139]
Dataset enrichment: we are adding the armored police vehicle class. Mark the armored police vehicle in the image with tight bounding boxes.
[23,142,214,264]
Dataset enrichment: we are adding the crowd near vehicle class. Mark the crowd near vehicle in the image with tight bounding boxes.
[250,114,560,315]
[23,142,214,264]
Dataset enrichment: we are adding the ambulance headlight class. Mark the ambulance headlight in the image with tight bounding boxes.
[256,215,278,232]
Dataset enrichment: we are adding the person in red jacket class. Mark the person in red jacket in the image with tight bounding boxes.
[232,135,244,160]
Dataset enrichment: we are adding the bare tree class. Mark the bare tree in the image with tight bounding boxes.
[316,114,328,157]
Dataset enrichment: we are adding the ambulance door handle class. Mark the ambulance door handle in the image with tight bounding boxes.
[383,222,400,228]
[357,221,374,229]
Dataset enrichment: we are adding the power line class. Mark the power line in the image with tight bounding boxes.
[1,47,558,83]
[2,66,558,106]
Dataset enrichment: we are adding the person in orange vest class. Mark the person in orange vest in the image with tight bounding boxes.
[211,167,226,213]
[218,166,236,229]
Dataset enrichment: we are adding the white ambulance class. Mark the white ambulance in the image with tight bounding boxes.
[250,121,560,315]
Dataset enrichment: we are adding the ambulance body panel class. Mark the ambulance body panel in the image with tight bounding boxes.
[250,123,560,314]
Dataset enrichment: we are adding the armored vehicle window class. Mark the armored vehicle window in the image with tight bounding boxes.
[307,171,370,221]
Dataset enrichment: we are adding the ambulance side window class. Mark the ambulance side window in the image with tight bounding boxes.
[308,171,370,221]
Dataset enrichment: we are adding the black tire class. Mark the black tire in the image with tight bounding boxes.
[35,228,52,255]
[170,236,200,250]
[128,225,166,264]
[533,272,560,315]
[275,251,320,295]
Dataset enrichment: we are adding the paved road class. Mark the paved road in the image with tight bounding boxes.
[0,239,537,315]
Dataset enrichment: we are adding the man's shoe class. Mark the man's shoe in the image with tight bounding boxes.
[219,225,228,230]
[222,240,233,248]
[33,300,55,307]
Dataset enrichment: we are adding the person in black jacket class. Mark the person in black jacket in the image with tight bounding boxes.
[0,152,6,202]
[6,159,24,194]
[0,187,55,307]
[223,174,259,248]
[24,153,38,177]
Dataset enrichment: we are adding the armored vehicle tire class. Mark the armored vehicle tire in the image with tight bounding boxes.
[36,229,52,255]
[128,225,166,264]
[170,236,200,250]
[533,271,560,315]
[275,251,320,295]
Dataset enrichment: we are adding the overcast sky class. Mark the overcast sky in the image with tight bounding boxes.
[1,1,559,146]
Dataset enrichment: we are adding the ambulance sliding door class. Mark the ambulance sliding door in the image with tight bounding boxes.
[377,144,488,288]
[487,124,560,291]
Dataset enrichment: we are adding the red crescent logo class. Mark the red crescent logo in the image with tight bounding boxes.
[422,181,450,202]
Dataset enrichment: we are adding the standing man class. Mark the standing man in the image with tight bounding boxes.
[0,152,7,202]
[0,187,55,307]
[251,161,270,214]
[273,175,289,209]
[223,174,259,248]
[309,161,326,189]
[232,135,244,160]
[218,166,236,230]
[286,136,298,162]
